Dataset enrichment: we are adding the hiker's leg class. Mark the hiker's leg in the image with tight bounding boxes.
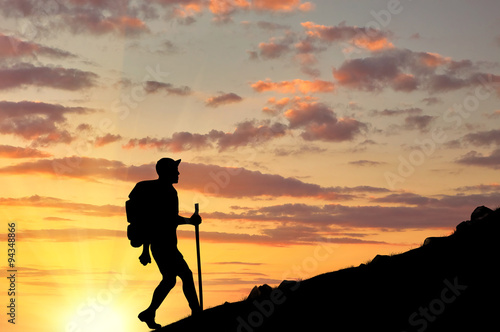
[145,244,177,313]
[178,261,200,313]
[138,276,175,329]
[147,276,176,312]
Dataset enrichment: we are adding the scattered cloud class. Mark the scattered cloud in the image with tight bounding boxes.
[371,192,439,206]
[0,100,97,146]
[348,160,385,167]
[256,20,290,31]
[149,0,313,23]
[257,31,296,59]
[179,227,387,246]
[0,63,98,91]
[124,120,286,152]
[251,78,334,94]
[205,92,243,108]
[454,183,500,193]
[0,144,52,158]
[10,228,126,242]
[210,261,264,266]
[462,129,500,147]
[0,0,149,36]
[301,21,394,51]
[0,158,389,200]
[0,33,76,59]
[284,100,367,142]
[94,133,122,147]
[402,115,436,132]
[0,195,123,217]
[207,190,500,229]
[65,13,149,36]
[421,97,442,106]
[144,80,192,96]
[333,48,499,93]
[370,108,423,117]
[456,149,500,169]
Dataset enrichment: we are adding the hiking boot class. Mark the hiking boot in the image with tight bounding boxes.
[138,309,161,330]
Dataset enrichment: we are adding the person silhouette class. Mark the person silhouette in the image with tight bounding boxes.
[128,158,202,329]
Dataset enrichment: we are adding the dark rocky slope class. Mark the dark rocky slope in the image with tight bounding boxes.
[160,206,500,332]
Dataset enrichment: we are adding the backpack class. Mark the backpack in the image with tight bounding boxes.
[125,199,148,247]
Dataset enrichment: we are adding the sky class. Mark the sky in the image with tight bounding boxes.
[0,0,499,331]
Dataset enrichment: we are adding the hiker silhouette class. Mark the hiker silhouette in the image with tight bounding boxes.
[128,158,202,329]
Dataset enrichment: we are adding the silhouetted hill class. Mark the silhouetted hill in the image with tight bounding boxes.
[160,206,500,332]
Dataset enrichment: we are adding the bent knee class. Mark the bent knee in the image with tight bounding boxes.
[179,269,193,281]
[161,277,177,288]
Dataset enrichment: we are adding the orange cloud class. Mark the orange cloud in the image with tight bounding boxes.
[68,14,149,35]
[301,21,393,51]
[205,92,243,107]
[94,133,122,147]
[155,0,312,22]
[418,52,451,68]
[251,79,335,94]
[0,145,52,158]
[252,0,313,12]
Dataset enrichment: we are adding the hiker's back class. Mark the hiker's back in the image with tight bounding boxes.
[128,179,180,245]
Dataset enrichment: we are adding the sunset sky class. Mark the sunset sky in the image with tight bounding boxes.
[1,0,500,331]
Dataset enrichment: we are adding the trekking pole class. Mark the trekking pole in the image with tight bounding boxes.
[194,203,203,310]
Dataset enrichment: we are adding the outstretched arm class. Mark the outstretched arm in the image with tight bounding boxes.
[139,242,151,266]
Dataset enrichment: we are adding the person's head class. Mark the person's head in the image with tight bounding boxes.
[156,158,181,183]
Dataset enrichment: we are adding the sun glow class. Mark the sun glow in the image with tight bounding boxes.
[65,306,128,332]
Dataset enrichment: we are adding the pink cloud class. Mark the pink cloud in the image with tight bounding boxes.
[0,158,388,200]
[1,0,150,36]
[0,33,75,59]
[258,40,292,59]
[123,132,216,152]
[0,100,97,146]
[282,99,367,142]
[333,48,500,93]
[177,228,387,246]
[256,31,296,59]
[207,190,500,229]
[124,120,286,152]
[0,63,98,91]
[205,92,243,107]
